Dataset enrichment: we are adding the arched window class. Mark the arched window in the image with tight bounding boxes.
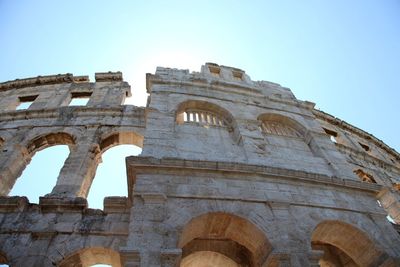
[261,120,302,138]
[258,113,305,138]
[181,109,227,128]
[176,101,233,129]
[87,132,143,209]
[176,100,241,143]
[9,132,75,203]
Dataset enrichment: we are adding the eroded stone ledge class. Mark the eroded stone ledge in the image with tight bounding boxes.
[313,109,400,161]
[0,74,89,91]
[0,196,130,214]
[127,156,382,193]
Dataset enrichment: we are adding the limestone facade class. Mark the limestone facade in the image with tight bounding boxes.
[0,64,399,266]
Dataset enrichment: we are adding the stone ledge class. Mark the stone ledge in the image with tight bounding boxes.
[39,197,87,213]
[95,71,123,82]
[0,196,29,212]
[0,106,146,124]
[313,109,400,161]
[103,196,130,213]
[0,73,89,91]
[140,193,167,204]
[127,156,382,193]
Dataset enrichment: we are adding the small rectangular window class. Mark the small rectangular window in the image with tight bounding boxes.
[359,142,370,152]
[232,70,243,81]
[16,95,38,110]
[69,92,92,106]
[208,66,220,77]
[322,128,338,143]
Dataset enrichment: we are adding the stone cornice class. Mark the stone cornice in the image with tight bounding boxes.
[313,109,400,161]
[0,74,89,91]
[0,71,126,92]
[126,156,382,194]
[0,106,146,126]
[335,142,400,174]
[148,76,315,117]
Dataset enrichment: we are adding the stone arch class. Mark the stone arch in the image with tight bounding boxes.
[58,247,121,267]
[257,113,307,138]
[311,220,392,267]
[176,100,241,143]
[178,212,272,267]
[99,131,143,153]
[26,132,75,155]
[85,131,143,208]
[2,132,76,197]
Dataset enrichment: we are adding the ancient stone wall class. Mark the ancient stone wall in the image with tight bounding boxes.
[0,64,399,266]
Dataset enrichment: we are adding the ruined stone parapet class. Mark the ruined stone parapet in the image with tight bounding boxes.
[0,73,89,91]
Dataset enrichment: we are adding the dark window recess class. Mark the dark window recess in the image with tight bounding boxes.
[354,169,377,183]
[17,95,38,110]
[208,66,221,77]
[232,70,243,80]
[323,128,338,143]
[359,142,370,152]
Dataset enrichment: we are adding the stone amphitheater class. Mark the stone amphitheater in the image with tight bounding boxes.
[0,63,399,267]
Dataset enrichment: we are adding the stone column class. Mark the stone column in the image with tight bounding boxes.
[126,193,171,267]
[50,142,101,198]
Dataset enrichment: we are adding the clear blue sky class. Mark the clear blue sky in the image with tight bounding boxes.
[1,1,400,208]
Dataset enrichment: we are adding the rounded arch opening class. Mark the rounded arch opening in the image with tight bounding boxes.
[9,132,75,202]
[257,113,307,138]
[87,131,143,209]
[58,247,121,267]
[179,212,272,267]
[99,131,143,153]
[26,132,75,155]
[311,220,390,267]
[176,100,241,143]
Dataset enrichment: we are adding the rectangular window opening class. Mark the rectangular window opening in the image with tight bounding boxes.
[232,70,243,81]
[16,95,38,110]
[359,142,370,152]
[209,66,221,77]
[322,128,338,143]
[69,92,92,106]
